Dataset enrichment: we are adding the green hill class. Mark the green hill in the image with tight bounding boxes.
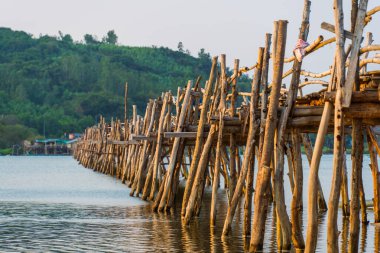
[0,27,247,149]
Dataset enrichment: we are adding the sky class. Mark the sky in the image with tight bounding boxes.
[0,0,378,93]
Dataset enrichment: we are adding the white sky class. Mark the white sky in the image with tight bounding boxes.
[0,0,378,93]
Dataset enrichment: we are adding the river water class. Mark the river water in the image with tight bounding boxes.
[0,155,380,252]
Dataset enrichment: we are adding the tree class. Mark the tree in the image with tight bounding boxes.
[58,31,73,43]
[84,34,99,45]
[177,42,184,52]
[103,30,118,45]
[198,48,210,60]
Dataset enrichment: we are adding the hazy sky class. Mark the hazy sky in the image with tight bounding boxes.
[0,0,378,93]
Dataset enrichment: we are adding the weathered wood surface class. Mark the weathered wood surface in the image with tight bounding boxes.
[72,1,380,252]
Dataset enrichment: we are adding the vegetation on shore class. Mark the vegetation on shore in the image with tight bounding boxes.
[0,27,253,149]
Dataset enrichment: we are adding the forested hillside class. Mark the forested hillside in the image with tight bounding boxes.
[0,27,252,149]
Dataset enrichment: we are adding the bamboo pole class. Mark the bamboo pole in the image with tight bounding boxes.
[250,20,288,252]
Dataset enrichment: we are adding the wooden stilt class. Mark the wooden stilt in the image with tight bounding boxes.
[326,1,346,251]
[210,111,224,226]
[367,127,380,222]
[158,81,193,211]
[149,93,170,200]
[181,56,217,217]
[290,129,305,249]
[349,118,363,253]
[250,20,288,252]
[222,47,263,236]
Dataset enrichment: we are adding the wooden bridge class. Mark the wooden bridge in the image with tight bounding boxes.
[74,1,380,252]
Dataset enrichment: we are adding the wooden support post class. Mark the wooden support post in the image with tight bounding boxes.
[210,111,224,226]
[181,56,217,217]
[349,118,363,253]
[183,124,217,224]
[326,0,346,252]
[222,47,263,236]
[124,82,128,120]
[367,127,380,222]
[229,136,237,203]
[250,20,288,252]
[341,150,350,216]
[304,9,346,253]
[290,129,305,249]
[158,80,193,211]
[259,34,272,162]
[230,59,239,117]
[228,59,239,200]
[342,0,369,107]
[149,93,169,200]
[244,152,255,237]
[286,142,295,194]
[273,1,310,249]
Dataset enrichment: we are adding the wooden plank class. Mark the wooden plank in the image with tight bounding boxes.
[164,132,197,138]
[321,22,356,40]
[108,140,139,145]
[342,0,369,107]
[130,134,156,141]
[325,90,380,103]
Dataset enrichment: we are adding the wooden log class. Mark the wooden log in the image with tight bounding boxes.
[149,93,170,200]
[367,127,380,222]
[183,124,217,224]
[273,1,310,249]
[290,129,305,249]
[349,118,363,253]
[342,0,369,107]
[324,90,380,103]
[124,82,128,120]
[341,149,350,216]
[181,56,217,217]
[131,101,154,196]
[222,47,263,236]
[250,20,288,252]
[286,141,295,193]
[326,0,346,251]
[259,33,272,164]
[210,111,224,226]
[158,80,193,211]
[230,59,239,116]
[167,139,186,211]
[229,136,237,203]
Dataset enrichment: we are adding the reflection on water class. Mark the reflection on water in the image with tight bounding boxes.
[0,155,380,252]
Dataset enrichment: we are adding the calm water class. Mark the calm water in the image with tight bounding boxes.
[1,155,380,252]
